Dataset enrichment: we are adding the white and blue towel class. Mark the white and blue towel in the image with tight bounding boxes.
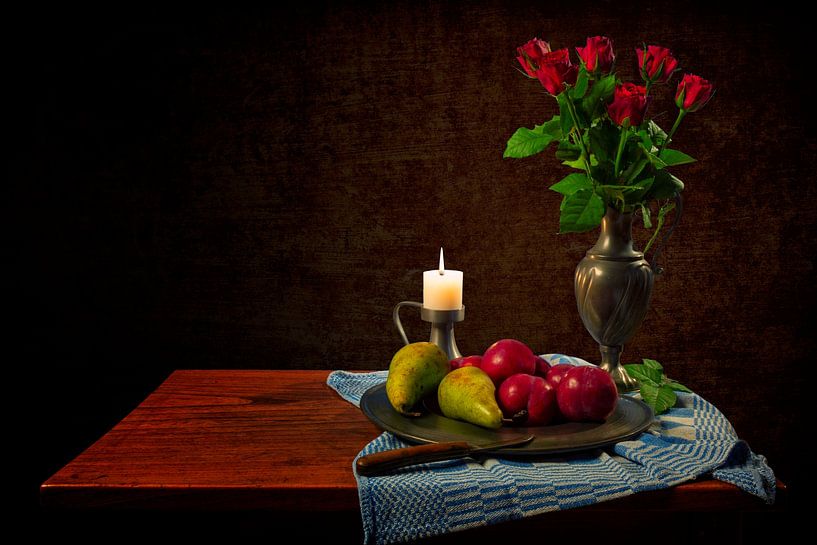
[327,354,776,545]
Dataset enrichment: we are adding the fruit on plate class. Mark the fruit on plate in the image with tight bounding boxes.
[557,366,618,422]
[545,364,574,387]
[497,373,558,426]
[386,342,449,416]
[534,356,551,378]
[481,339,537,385]
[450,355,482,370]
[437,366,503,429]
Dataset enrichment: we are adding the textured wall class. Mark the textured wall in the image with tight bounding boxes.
[13,1,812,509]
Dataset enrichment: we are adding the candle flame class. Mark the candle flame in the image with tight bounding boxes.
[439,247,445,275]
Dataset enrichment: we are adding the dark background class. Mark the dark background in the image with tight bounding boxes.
[10,0,812,535]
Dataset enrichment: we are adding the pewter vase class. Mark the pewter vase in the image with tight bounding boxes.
[574,207,653,392]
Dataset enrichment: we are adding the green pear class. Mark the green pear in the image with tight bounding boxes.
[386,342,449,416]
[438,366,503,429]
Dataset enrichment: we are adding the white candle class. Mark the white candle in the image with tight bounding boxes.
[423,248,463,310]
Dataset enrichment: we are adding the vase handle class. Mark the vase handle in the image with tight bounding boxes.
[648,193,683,275]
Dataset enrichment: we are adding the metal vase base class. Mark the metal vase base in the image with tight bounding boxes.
[599,345,639,392]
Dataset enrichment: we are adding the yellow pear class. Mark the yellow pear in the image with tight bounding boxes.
[386,342,449,416]
[438,366,503,429]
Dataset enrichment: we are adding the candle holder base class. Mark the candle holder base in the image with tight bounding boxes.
[393,302,465,361]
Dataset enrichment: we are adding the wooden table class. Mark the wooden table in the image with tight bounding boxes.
[41,371,784,539]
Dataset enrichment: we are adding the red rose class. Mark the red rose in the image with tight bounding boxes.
[576,36,615,74]
[636,45,679,85]
[534,48,578,95]
[675,73,714,112]
[607,83,649,127]
[516,38,551,77]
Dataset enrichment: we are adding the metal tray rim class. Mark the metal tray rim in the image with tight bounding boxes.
[360,382,654,456]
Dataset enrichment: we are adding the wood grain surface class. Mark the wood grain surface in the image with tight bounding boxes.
[41,370,783,512]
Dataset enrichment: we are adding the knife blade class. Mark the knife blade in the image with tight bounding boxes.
[355,435,535,476]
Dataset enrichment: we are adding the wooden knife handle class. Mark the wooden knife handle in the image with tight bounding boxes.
[355,441,472,476]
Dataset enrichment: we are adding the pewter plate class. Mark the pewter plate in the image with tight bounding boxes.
[359,383,654,456]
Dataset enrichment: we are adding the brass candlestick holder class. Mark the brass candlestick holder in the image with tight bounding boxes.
[392,301,464,360]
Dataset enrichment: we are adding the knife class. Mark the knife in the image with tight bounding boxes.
[355,435,535,476]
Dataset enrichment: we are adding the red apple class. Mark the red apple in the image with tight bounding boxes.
[526,379,558,426]
[496,373,531,416]
[450,355,482,371]
[481,339,536,386]
[534,356,550,378]
[556,366,618,422]
[497,373,558,426]
[546,364,574,387]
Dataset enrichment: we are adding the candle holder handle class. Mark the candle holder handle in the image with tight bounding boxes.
[393,301,423,345]
[392,302,465,361]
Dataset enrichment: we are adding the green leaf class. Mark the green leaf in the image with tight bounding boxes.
[562,157,588,170]
[627,177,654,204]
[559,189,605,233]
[658,202,676,221]
[643,201,677,254]
[643,358,663,371]
[599,183,651,207]
[628,357,691,413]
[623,364,662,385]
[581,74,616,118]
[503,118,562,158]
[594,74,617,99]
[659,149,697,166]
[640,203,652,229]
[637,130,654,152]
[558,92,589,130]
[541,116,563,138]
[555,140,581,161]
[589,121,619,163]
[621,156,649,184]
[550,173,591,196]
[649,170,684,199]
[647,120,668,148]
[642,147,668,169]
[571,67,589,99]
[599,184,649,195]
[503,128,550,158]
[557,93,574,136]
[665,380,693,393]
[640,382,677,414]
[590,160,615,185]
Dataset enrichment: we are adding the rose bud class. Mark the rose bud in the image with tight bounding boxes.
[576,36,615,75]
[534,48,578,96]
[516,38,551,77]
[636,45,679,85]
[607,82,649,127]
[675,74,714,112]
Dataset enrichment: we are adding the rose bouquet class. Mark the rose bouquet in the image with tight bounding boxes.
[505,37,713,250]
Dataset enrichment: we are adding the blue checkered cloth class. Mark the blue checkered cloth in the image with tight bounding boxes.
[327,354,776,545]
